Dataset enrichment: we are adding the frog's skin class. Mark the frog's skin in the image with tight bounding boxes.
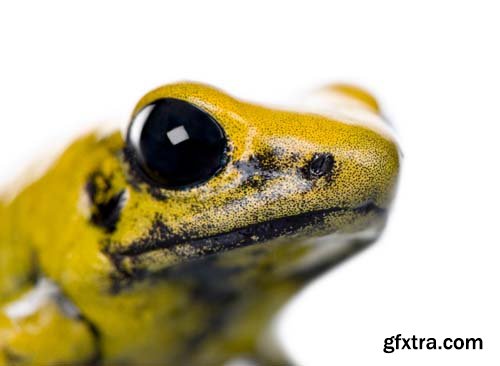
[0,82,400,365]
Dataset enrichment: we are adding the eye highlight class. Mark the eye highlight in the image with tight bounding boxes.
[127,98,228,189]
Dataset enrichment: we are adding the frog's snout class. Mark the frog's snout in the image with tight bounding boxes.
[296,133,399,213]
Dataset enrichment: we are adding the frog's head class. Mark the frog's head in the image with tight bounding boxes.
[73,82,399,282]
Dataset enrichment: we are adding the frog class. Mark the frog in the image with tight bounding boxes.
[0,82,400,365]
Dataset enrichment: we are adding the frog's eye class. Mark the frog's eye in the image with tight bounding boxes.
[127,98,228,189]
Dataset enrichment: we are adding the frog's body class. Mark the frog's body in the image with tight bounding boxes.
[0,82,399,365]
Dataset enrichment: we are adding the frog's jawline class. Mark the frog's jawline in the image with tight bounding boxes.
[115,201,386,259]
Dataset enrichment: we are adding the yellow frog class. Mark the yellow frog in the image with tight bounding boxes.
[0,82,399,365]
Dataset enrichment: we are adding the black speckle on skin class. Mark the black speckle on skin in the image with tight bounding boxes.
[252,148,300,172]
[147,186,168,201]
[107,249,247,347]
[303,153,335,180]
[180,263,241,352]
[126,218,182,255]
[110,202,385,264]
[3,348,25,364]
[103,246,133,294]
[234,148,297,189]
[92,192,125,233]
[160,257,243,302]
[145,257,244,354]
[85,172,125,233]
[104,217,180,292]
[234,154,272,179]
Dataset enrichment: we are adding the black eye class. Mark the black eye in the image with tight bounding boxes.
[127,98,228,189]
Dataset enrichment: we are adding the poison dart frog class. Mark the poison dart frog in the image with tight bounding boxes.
[0,82,400,365]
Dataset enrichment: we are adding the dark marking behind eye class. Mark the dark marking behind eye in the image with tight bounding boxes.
[234,148,300,189]
[85,173,125,233]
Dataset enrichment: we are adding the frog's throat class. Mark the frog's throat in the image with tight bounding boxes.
[112,200,385,260]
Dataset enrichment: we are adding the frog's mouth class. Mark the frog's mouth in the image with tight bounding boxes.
[111,200,386,260]
[104,200,386,292]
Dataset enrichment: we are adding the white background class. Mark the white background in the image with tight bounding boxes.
[1,1,499,365]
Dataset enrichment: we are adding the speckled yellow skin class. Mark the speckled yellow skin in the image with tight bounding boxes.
[0,82,399,365]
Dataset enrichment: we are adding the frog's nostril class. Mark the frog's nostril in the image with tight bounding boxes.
[303,153,335,179]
